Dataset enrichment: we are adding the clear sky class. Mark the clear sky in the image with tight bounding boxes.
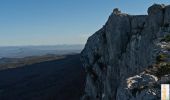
[0,0,170,46]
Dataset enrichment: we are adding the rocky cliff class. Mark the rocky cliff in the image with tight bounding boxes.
[81,4,170,100]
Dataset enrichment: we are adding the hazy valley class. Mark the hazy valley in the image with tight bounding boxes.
[0,46,85,100]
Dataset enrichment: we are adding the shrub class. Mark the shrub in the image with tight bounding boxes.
[156,54,168,62]
[156,62,170,77]
[161,34,170,42]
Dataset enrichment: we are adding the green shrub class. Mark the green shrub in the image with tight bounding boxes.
[156,54,168,62]
[156,62,170,77]
[161,34,170,42]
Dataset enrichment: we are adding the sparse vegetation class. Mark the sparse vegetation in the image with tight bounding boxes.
[156,62,170,77]
[146,53,170,78]
[156,54,168,62]
[161,34,170,42]
[0,54,65,70]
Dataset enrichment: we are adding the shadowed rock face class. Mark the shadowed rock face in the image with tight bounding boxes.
[81,4,170,100]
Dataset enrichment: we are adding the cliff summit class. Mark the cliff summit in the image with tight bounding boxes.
[81,4,170,100]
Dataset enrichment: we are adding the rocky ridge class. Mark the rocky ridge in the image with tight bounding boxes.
[81,4,170,100]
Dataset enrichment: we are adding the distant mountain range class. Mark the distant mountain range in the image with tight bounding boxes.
[0,45,84,58]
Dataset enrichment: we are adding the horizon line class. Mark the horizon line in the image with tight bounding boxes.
[0,44,85,47]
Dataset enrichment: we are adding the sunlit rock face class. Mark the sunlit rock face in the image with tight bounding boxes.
[81,4,170,100]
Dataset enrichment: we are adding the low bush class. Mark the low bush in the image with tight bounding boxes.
[156,62,170,77]
[156,54,168,62]
[161,34,170,42]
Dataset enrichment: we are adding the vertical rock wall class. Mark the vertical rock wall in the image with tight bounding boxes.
[81,4,170,100]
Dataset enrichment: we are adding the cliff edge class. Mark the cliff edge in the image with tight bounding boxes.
[81,4,170,100]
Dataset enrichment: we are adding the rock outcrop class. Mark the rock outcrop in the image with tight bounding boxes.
[81,4,170,100]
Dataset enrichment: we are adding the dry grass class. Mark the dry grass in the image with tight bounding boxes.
[0,54,66,70]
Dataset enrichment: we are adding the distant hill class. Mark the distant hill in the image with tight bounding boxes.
[0,54,85,100]
[0,45,84,58]
[0,54,66,70]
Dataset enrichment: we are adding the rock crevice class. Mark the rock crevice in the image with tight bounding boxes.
[81,4,170,100]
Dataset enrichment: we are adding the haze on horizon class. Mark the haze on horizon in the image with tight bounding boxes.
[0,0,170,46]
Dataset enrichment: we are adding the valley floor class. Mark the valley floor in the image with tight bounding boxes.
[0,54,85,100]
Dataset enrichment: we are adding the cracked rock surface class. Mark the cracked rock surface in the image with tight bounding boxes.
[81,4,170,100]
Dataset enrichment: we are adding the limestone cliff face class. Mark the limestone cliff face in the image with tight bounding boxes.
[81,4,170,100]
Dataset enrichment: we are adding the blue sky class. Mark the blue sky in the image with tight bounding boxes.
[0,0,170,46]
